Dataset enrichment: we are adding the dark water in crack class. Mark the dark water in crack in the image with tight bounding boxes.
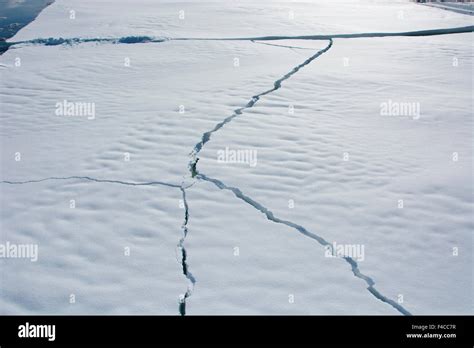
[0,0,54,54]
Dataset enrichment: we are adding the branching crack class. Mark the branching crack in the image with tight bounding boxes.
[1,22,446,315]
[188,39,333,176]
[186,38,411,315]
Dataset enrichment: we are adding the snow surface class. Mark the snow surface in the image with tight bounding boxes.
[0,0,472,314]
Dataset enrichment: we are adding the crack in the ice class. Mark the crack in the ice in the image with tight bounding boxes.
[188,39,333,176]
[1,36,165,52]
[197,173,412,316]
[178,187,196,316]
[174,25,474,41]
[0,176,181,188]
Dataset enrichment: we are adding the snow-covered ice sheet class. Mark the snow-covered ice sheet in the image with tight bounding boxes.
[0,179,184,314]
[0,0,472,315]
[197,34,473,314]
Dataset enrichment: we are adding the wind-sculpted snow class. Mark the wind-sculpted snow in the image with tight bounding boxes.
[0,178,186,314]
[189,39,333,176]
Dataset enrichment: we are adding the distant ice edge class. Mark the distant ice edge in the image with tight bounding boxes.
[3,25,473,53]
